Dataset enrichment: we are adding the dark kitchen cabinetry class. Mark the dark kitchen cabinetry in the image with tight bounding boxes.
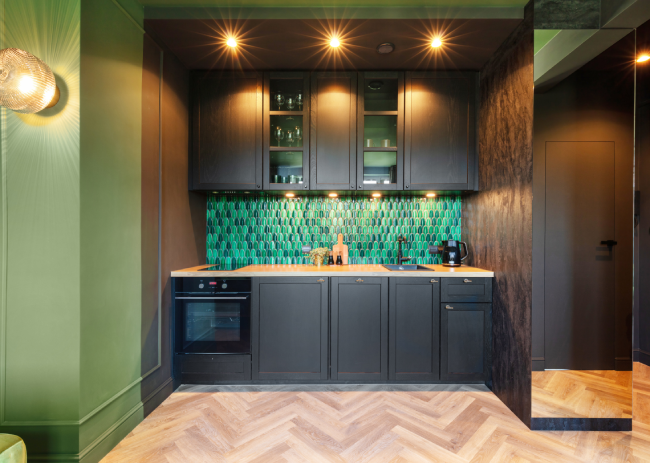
[252,277,329,380]
[191,71,263,191]
[189,70,478,193]
[310,72,358,190]
[264,72,310,190]
[404,72,478,191]
[441,303,491,381]
[357,72,404,191]
[330,277,388,381]
[389,278,440,381]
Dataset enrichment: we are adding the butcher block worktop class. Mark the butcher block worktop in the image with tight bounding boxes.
[171,264,494,278]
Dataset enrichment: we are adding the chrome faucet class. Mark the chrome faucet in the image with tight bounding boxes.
[397,235,412,265]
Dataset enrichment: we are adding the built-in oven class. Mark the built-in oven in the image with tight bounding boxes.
[174,277,251,354]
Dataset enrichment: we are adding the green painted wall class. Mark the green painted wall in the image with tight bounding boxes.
[0,0,82,457]
[0,0,152,461]
[79,0,145,458]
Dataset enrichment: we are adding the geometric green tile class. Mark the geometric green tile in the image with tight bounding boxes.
[207,195,462,269]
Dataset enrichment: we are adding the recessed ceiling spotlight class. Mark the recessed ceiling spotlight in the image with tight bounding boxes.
[226,37,237,48]
[367,80,384,91]
[376,42,395,54]
[330,37,341,48]
[638,54,650,63]
[431,37,443,48]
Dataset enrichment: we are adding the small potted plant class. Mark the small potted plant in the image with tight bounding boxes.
[309,247,329,266]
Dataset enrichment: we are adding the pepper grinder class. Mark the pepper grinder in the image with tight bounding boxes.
[328,251,334,266]
[336,253,342,265]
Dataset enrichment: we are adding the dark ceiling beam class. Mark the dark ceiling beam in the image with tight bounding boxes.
[144,6,524,20]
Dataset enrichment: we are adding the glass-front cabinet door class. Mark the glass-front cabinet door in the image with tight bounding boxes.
[264,72,310,190]
[357,72,404,190]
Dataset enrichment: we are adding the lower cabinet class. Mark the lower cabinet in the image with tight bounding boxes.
[331,277,388,381]
[253,277,329,380]
[389,278,440,381]
[440,303,492,381]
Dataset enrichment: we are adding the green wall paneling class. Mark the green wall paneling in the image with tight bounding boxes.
[207,195,462,269]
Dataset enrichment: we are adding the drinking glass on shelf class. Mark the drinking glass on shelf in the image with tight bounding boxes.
[296,92,303,110]
[274,92,285,110]
[286,96,295,111]
[286,129,294,147]
[294,126,302,146]
[274,126,284,147]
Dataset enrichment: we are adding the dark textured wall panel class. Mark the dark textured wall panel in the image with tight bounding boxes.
[534,0,600,29]
[463,1,533,427]
[140,34,207,415]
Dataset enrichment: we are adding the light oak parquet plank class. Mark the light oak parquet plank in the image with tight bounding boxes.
[101,374,650,463]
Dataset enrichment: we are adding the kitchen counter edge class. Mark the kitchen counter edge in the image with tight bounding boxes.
[171,264,494,278]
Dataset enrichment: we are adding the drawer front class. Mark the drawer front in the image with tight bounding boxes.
[176,354,252,383]
[441,277,492,303]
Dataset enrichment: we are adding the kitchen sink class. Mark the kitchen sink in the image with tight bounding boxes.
[382,264,434,271]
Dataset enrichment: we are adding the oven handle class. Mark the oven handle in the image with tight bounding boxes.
[175,296,250,300]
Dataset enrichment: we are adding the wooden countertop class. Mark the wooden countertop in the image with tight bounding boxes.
[171,264,494,278]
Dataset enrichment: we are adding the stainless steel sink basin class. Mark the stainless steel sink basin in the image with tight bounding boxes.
[382,264,434,271]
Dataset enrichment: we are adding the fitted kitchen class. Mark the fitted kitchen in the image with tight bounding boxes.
[4,0,650,462]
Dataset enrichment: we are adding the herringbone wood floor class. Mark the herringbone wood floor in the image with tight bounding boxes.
[102,377,650,463]
[532,370,633,419]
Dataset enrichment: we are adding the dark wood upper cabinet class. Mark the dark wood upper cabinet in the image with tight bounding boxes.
[263,72,310,191]
[191,71,263,191]
[310,72,357,191]
[404,72,478,191]
[357,72,404,191]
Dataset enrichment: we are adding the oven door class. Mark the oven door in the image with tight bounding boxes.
[175,294,251,354]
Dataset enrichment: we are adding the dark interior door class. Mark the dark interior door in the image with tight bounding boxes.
[545,141,616,370]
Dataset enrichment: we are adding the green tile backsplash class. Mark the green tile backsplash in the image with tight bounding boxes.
[207,195,462,269]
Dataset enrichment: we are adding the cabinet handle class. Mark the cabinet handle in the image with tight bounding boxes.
[445,305,454,310]
[430,279,438,283]
[356,279,364,283]
[317,279,325,283]
[464,279,472,283]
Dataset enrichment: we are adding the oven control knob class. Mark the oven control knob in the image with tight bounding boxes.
[198,283,204,289]
[222,283,228,289]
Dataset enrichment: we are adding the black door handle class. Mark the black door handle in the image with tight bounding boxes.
[601,240,618,246]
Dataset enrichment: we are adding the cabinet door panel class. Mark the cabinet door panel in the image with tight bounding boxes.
[310,72,357,190]
[331,277,388,381]
[192,72,262,190]
[441,277,492,303]
[253,277,328,380]
[405,72,477,191]
[389,278,440,381]
[441,303,491,381]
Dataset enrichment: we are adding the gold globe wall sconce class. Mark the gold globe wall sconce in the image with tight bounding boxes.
[0,48,60,114]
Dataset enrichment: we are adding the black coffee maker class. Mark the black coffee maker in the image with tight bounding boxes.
[429,240,469,267]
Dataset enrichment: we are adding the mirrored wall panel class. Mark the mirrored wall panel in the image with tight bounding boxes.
[531,29,635,424]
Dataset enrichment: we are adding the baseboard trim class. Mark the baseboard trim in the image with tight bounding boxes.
[532,358,545,371]
[26,377,173,462]
[636,349,650,367]
[531,418,632,431]
[615,357,633,371]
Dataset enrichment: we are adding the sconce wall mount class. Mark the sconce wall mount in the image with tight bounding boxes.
[0,48,60,114]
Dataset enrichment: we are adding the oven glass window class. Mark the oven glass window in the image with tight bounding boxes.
[185,302,242,343]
